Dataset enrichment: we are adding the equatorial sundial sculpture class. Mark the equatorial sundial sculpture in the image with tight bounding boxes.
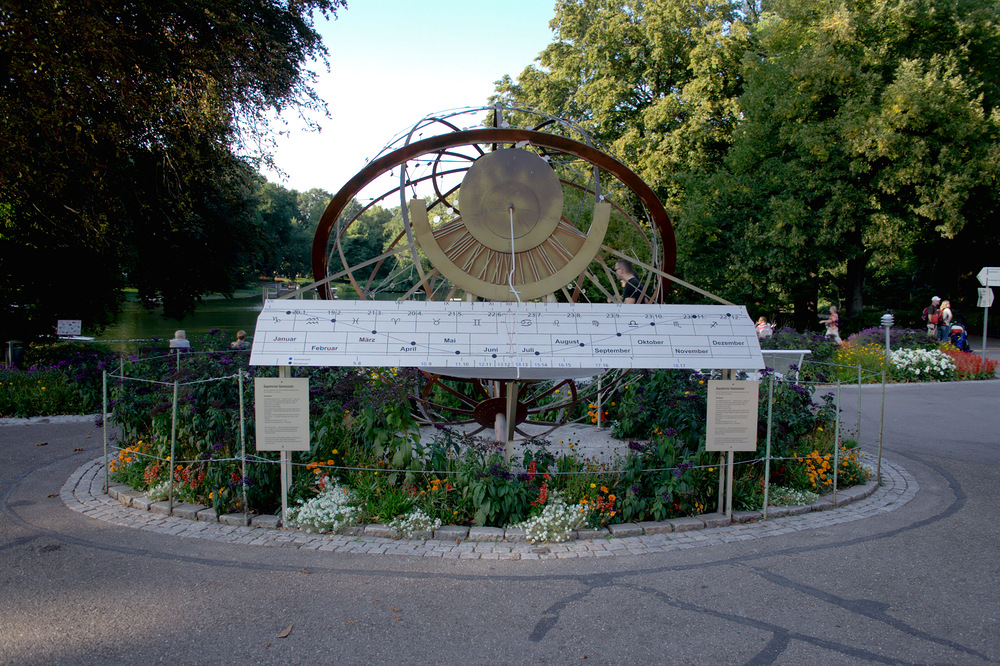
[256,105,759,444]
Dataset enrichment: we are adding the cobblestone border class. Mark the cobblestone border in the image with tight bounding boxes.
[61,458,915,559]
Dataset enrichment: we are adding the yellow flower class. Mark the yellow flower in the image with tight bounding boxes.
[590,483,596,489]
[608,494,616,501]
[331,450,338,455]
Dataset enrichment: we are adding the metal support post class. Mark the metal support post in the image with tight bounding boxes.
[833,378,841,505]
[762,370,775,520]
[102,370,108,495]
[168,379,179,514]
[239,370,248,526]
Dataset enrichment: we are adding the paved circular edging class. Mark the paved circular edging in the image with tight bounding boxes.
[59,456,916,560]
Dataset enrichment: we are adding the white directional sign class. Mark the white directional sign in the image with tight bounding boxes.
[977,266,1000,287]
[249,300,765,378]
[978,288,994,308]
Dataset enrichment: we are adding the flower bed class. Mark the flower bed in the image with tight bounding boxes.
[102,334,869,543]
[889,348,956,382]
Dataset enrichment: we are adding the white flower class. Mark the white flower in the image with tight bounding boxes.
[514,493,586,544]
[388,508,442,538]
[287,483,359,533]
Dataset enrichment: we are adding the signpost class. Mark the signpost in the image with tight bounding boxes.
[977,268,998,364]
[705,379,760,519]
[977,267,1000,287]
[253,368,310,526]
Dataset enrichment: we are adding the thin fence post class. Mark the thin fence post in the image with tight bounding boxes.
[717,454,725,514]
[856,363,862,443]
[102,370,109,495]
[239,370,249,527]
[877,367,886,484]
[833,377,841,505]
[168,379,179,514]
[762,370,775,520]
[596,375,603,428]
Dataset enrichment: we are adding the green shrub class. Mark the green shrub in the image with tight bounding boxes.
[0,368,85,417]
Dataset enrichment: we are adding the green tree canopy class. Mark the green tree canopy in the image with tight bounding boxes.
[0,0,344,336]
[496,0,1000,325]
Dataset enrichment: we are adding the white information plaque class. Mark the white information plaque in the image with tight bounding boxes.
[705,380,760,452]
[253,377,310,452]
[249,301,765,377]
[57,319,82,336]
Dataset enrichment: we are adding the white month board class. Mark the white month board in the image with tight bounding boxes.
[250,300,765,379]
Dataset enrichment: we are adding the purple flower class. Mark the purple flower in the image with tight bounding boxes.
[628,441,645,452]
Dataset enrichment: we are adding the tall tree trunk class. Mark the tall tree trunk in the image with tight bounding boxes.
[845,254,867,318]
[792,278,818,331]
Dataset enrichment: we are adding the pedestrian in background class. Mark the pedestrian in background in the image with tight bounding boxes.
[938,300,953,341]
[820,306,842,344]
[922,296,942,338]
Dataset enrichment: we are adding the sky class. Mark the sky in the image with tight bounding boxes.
[261,0,559,194]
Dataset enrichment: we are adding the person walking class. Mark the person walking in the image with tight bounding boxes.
[614,259,646,304]
[820,306,842,344]
[938,300,953,341]
[922,296,942,338]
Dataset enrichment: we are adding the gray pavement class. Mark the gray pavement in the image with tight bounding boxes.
[2,380,999,665]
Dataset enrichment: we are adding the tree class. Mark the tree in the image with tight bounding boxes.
[497,0,999,324]
[680,0,1000,324]
[493,0,750,205]
[0,0,344,336]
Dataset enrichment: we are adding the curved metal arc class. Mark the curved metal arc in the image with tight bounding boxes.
[313,128,676,298]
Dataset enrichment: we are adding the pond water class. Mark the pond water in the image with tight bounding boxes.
[94,285,414,352]
[95,293,267,352]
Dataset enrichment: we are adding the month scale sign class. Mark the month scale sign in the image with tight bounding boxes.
[250,300,765,377]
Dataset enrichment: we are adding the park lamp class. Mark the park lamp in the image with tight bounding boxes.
[881,313,894,358]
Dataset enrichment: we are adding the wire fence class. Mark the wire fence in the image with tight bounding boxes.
[102,354,884,526]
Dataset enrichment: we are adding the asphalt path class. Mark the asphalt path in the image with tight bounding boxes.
[1,379,998,665]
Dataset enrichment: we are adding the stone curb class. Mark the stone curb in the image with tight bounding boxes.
[103,473,881,542]
[65,458,909,559]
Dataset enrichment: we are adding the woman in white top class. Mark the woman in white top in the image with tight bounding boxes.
[938,300,953,341]
[820,306,842,344]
